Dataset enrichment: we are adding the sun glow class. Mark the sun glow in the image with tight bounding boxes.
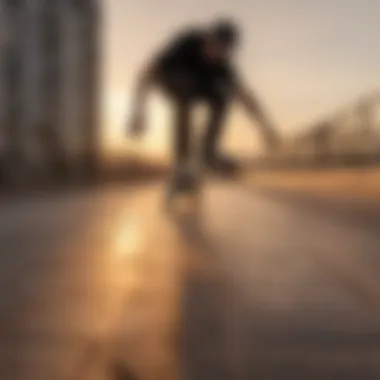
[104,90,170,158]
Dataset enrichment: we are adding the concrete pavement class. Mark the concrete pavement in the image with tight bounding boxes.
[1,182,380,379]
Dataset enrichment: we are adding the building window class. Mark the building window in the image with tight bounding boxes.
[71,0,87,10]
[5,0,23,8]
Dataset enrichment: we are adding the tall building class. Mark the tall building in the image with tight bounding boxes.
[0,0,100,184]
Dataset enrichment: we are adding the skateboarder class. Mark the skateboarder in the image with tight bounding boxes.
[127,19,279,191]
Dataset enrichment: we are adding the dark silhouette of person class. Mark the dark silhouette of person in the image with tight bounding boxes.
[128,19,279,189]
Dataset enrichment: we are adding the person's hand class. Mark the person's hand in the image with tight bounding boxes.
[128,110,146,138]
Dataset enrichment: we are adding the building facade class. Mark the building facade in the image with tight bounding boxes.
[0,0,100,184]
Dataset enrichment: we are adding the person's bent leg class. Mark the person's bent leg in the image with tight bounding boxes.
[170,99,198,191]
[202,96,238,175]
[203,96,228,161]
[173,100,191,166]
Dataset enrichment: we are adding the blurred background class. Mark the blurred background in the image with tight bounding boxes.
[2,0,380,188]
[1,1,380,379]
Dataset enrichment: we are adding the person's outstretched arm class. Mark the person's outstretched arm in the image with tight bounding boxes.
[127,60,159,137]
[234,76,279,149]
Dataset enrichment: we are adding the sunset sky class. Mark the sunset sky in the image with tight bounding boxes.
[104,0,380,156]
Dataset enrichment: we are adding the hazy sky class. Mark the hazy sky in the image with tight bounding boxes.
[104,0,380,154]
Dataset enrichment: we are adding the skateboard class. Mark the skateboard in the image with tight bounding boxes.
[165,163,204,214]
[164,156,244,216]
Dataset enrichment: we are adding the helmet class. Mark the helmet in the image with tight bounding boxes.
[212,19,240,47]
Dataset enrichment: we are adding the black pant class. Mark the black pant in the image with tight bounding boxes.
[159,70,231,166]
[173,96,228,166]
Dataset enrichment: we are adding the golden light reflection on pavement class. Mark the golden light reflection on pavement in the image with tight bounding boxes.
[96,187,185,380]
[114,214,145,260]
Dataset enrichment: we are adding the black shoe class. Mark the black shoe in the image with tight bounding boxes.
[204,155,239,176]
